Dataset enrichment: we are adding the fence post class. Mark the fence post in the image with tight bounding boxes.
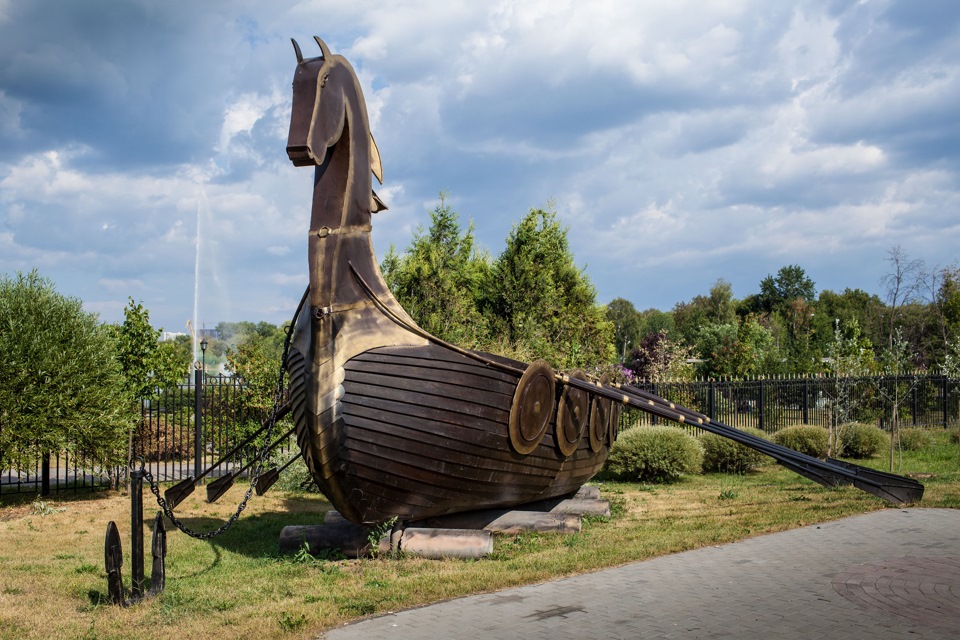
[41,452,51,497]
[911,376,919,426]
[802,377,809,424]
[758,379,765,433]
[194,368,203,481]
[708,380,715,421]
[943,375,950,429]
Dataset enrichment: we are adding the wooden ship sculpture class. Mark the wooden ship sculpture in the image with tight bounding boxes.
[280,37,923,526]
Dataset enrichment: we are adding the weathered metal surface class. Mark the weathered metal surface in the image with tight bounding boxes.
[103,472,166,606]
[556,369,588,457]
[509,360,557,455]
[281,37,615,526]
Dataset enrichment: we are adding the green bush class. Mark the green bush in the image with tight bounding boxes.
[271,453,322,494]
[839,422,887,458]
[700,427,770,473]
[605,426,703,483]
[770,425,828,459]
[898,428,932,452]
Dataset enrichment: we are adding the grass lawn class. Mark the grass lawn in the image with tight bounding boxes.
[1,431,957,640]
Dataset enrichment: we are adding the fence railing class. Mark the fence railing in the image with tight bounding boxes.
[4,372,958,497]
[1,372,295,497]
[625,374,960,434]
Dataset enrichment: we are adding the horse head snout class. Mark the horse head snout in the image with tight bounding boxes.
[286,144,316,167]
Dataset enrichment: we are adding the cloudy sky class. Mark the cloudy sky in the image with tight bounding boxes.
[2,0,958,335]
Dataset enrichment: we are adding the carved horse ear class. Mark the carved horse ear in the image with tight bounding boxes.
[313,36,332,59]
[291,38,304,64]
[369,133,383,184]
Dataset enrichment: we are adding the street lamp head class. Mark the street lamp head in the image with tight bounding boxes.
[200,338,208,353]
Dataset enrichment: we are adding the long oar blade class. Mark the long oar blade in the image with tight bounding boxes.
[164,477,196,509]
[256,454,301,496]
[205,472,238,503]
[255,468,281,496]
[826,458,925,504]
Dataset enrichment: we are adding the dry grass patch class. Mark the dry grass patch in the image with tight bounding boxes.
[1,433,957,639]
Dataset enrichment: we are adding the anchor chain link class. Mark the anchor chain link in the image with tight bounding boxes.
[141,296,303,540]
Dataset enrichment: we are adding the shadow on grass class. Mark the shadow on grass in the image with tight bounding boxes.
[148,495,334,560]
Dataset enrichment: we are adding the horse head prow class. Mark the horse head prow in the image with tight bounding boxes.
[287,37,384,216]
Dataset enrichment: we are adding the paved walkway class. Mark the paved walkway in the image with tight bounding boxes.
[321,508,960,639]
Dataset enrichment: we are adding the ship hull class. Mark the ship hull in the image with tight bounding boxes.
[289,342,610,524]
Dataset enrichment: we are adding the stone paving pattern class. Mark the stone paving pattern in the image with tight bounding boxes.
[321,508,960,639]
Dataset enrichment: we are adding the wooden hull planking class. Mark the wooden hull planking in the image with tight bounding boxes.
[290,343,609,524]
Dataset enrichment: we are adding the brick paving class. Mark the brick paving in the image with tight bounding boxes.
[320,508,960,640]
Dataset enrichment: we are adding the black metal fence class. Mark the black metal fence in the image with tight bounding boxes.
[3,372,958,497]
[1,372,295,497]
[626,374,960,434]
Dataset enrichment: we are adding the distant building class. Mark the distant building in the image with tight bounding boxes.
[160,331,188,342]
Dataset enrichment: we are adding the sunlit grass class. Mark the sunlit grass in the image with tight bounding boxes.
[0,431,956,640]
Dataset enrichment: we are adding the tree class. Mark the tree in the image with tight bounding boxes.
[693,315,777,378]
[823,319,875,456]
[382,195,491,347]
[875,328,920,473]
[606,297,643,362]
[880,245,923,350]
[671,279,738,346]
[226,323,287,414]
[814,288,886,358]
[637,308,675,339]
[485,206,613,368]
[224,322,290,451]
[0,271,131,470]
[941,337,960,446]
[113,298,188,400]
[758,264,816,314]
[627,330,694,382]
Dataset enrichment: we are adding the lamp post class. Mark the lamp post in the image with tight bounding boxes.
[194,337,208,480]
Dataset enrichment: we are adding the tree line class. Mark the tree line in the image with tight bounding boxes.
[611,246,960,382]
[2,198,957,472]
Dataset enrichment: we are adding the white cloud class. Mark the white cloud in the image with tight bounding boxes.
[2,0,960,324]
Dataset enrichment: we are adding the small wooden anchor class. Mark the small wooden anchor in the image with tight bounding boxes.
[104,469,166,606]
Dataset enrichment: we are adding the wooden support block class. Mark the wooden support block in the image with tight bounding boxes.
[409,509,581,534]
[545,498,610,516]
[279,523,380,558]
[399,528,493,559]
[573,485,601,500]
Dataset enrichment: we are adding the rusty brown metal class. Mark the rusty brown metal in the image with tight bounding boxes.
[280,36,922,527]
[508,360,556,455]
[282,38,613,525]
[556,370,588,457]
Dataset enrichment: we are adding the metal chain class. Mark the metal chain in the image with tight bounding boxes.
[141,300,303,540]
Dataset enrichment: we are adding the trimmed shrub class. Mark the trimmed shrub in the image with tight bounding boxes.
[771,425,828,459]
[605,426,703,483]
[839,423,887,458]
[700,427,770,473]
[898,428,931,452]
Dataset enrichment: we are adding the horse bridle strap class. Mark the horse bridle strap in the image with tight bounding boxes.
[309,224,372,238]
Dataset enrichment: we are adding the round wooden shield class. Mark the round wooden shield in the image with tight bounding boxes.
[609,402,622,447]
[509,360,556,455]
[589,373,613,452]
[555,369,589,457]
